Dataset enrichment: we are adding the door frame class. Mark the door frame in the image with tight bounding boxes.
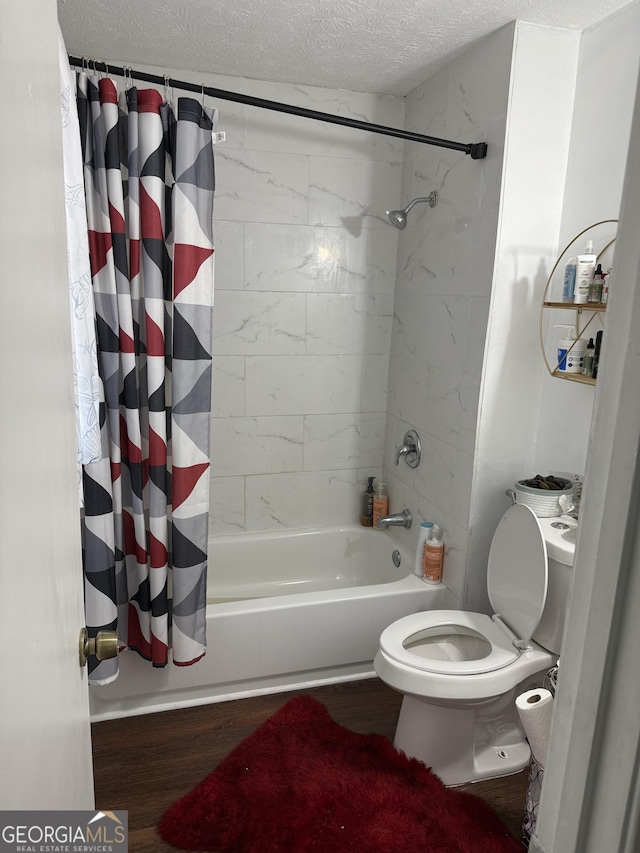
[531,60,640,853]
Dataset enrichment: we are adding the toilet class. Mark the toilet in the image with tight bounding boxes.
[374,504,575,786]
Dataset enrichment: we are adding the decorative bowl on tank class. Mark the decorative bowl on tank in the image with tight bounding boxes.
[514,475,575,518]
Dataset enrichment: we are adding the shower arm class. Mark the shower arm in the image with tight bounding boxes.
[404,193,437,214]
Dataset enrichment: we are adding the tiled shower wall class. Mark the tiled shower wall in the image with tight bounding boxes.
[201,73,406,533]
[383,26,513,606]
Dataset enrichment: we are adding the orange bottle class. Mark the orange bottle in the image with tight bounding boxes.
[422,524,444,584]
[372,482,388,529]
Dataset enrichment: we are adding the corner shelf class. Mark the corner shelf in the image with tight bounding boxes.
[543,301,607,312]
[540,221,617,383]
[550,370,597,386]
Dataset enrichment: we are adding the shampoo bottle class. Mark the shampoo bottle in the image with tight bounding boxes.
[414,521,433,577]
[562,257,577,302]
[372,482,388,529]
[360,476,375,527]
[422,524,444,584]
[575,240,596,304]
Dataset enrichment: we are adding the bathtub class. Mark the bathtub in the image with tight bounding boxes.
[89,525,446,720]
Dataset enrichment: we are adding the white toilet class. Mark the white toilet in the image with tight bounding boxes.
[374,504,575,786]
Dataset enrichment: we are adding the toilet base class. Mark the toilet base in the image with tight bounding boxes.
[393,693,531,786]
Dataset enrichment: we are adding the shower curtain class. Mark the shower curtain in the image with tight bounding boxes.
[77,72,215,683]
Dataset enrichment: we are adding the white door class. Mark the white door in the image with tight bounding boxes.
[0,1,94,808]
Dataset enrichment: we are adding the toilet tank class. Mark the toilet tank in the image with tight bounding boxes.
[533,517,577,654]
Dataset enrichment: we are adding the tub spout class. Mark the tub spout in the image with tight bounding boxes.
[376,509,412,529]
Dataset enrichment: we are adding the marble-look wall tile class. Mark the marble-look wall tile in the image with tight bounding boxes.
[212,416,303,477]
[246,355,363,416]
[453,449,474,529]
[211,356,245,418]
[214,149,309,224]
[244,223,369,293]
[309,157,402,229]
[465,296,491,378]
[423,367,480,455]
[213,291,306,355]
[304,413,386,471]
[366,228,399,294]
[306,293,393,355]
[246,470,358,530]
[405,67,451,139]
[242,223,398,295]
[392,293,471,372]
[445,24,514,141]
[209,475,245,534]
[412,435,457,521]
[213,220,244,289]
[360,354,390,412]
[386,355,428,429]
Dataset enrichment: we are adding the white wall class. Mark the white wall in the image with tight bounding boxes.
[533,0,640,476]
[467,23,580,611]
[383,25,513,606]
[468,4,640,614]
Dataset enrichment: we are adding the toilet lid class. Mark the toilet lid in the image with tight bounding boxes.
[488,504,548,646]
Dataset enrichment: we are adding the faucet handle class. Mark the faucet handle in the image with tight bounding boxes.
[394,429,422,468]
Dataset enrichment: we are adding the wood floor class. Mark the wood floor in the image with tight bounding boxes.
[91,678,529,851]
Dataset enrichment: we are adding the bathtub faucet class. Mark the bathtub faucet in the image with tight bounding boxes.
[376,509,412,529]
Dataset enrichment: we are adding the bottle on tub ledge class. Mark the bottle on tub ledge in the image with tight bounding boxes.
[414,521,434,576]
[360,476,375,527]
[372,481,389,529]
[422,524,444,584]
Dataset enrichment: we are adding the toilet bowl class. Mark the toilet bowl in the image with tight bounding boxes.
[374,504,576,786]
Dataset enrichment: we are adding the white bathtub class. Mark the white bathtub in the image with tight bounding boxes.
[89,525,446,720]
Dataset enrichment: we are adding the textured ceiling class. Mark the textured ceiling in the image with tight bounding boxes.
[58,0,634,96]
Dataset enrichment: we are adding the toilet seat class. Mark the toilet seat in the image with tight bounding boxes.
[379,505,550,677]
[379,610,520,675]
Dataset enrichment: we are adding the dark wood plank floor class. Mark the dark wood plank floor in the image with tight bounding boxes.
[92,678,528,851]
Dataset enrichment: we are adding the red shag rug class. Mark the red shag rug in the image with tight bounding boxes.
[159,695,522,853]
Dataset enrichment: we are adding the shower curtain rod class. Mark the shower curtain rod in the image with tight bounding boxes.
[67,55,488,160]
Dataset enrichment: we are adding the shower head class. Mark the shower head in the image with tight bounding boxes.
[387,209,408,229]
[385,192,437,229]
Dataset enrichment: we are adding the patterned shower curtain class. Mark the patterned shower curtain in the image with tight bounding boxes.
[77,73,215,684]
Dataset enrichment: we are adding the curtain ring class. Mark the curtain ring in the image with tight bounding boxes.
[124,66,133,90]
[164,75,173,105]
[201,84,205,107]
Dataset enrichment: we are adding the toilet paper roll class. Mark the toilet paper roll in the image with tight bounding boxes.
[516,688,554,770]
